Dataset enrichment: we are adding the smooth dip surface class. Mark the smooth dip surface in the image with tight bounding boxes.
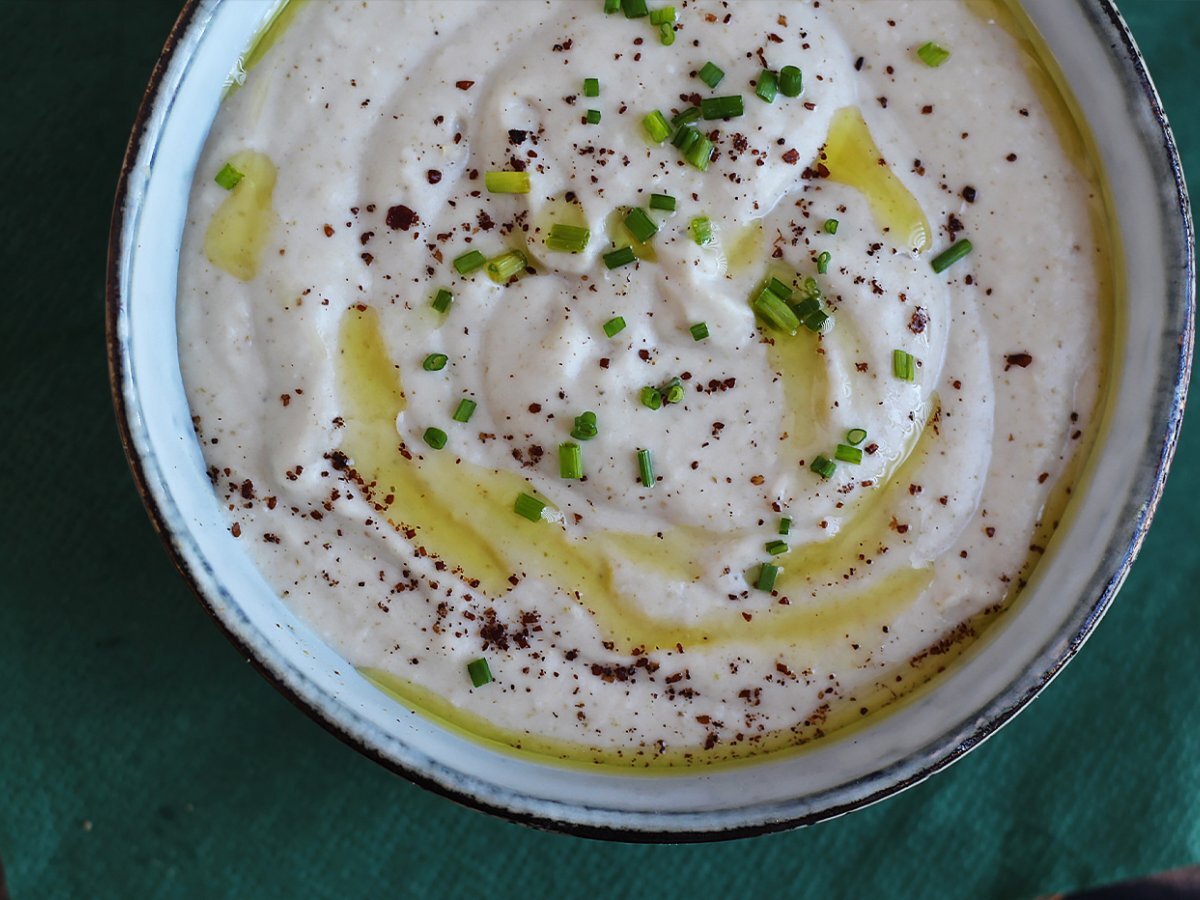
[178,0,1110,766]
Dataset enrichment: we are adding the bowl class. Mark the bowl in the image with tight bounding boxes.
[107,0,1194,840]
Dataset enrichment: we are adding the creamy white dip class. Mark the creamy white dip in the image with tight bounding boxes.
[178,0,1109,765]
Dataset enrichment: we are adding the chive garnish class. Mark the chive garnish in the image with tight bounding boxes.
[672,107,701,128]
[779,516,792,535]
[697,61,725,89]
[824,218,839,235]
[649,193,677,212]
[683,134,714,170]
[423,427,448,450]
[431,288,453,313]
[571,411,598,441]
[689,322,709,341]
[584,77,600,97]
[546,223,590,253]
[765,540,788,556]
[422,353,448,371]
[752,286,801,334]
[917,41,951,67]
[624,208,659,243]
[755,563,780,592]
[691,216,714,245]
[649,5,676,24]
[893,349,916,382]
[453,250,486,275]
[810,455,836,479]
[586,109,602,125]
[643,110,672,143]
[486,249,528,284]
[623,0,649,18]
[755,69,778,104]
[603,316,627,337]
[659,22,675,45]
[604,246,637,269]
[662,377,685,404]
[803,309,830,333]
[700,95,744,119]
[604,0,620,12]
[931,239,973,273]
[637,448,655,487]
[559,442,583,479]
[768,277,793,300]
[835,444,863,464]
[846,428,867,446]
[779,65,803,97]
[467,657,494,687]
[817,251,831,274]
[514,492,546,522]
[214,163,244,190]
[452,398,477,423]
[640,386,663,410]
[484,171,531,194]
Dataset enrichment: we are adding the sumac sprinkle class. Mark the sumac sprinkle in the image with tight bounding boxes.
[426,169,442,184]
[1004,352,1034,370]
[386,204,418,230]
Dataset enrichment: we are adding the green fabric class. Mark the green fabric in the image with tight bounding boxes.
[1,1,1196,896]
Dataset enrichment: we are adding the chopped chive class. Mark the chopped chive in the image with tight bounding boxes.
[603,315,627,337]
[649,193,677,211]
[673,124,700,152]
[803,309,831,333]
[690,216,714,245]
[484,170,531,194]
[571,410,598,441]
[662,377,685,404]
[423,427,448,450]
[214,162,244,190]
[931,239,973,273]
[624,208,659,243]
[467,657,493,687]
[810,455,836,479]
[700,95,744,120]
[672,107,701,128]
[689,322,709,341]
[643,110,672,143]
[917,41,951,67]
[431,288,453,313]
[846,428,867,446]
[698,61,725,88]
[514,492,546,522]
[767,277,793,300]
[779,65,803,97]
[640,386,663,410]
[659,21,675,45]
[604,246,637,269]
[604,0,620,11]
[452,398,477,423]
[586,109,602,125]
[824,218,839,235]
[800,275,822,301]
[792,297,820,319]
[893,349,916,382]
[453,249,486,275]
[637,448,655,487]
[546,223,591,253]
[683,134,714,170]
[752,287,801,334]
[559,442,583,479]
[422,353,448,371]
[623,0,649,18]
[765,540,789,556]
[755,69,779,103]
[817,251,831,274]
[485,249,528,284]
[779,516,792,535]
[584,77,600,97]
[835,444,863,464]
[649,5,676,24]
[755,563,779,592]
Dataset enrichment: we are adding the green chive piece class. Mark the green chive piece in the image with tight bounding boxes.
[672,107,701,128]
[931,239,973,273]
[846,428,867,446]
[752,287,801,334]
[485,249,528,284]
[453,250,486,275]
[810,455,837,479]
[893,349,916,382]
[779,65,803,97]
[640,386,663,410]
[755,69,779,103]
[672,124,699,150]
[586,109,602,125]
[917,41,951,67]
[765,540,789,556]
[637,448,655,487]
[546,223,591,253]
[800,276,822,301]
[603,316,627,337]
[559,442,583,479]
[691,216,714,246]
[792,297,819,319]
[423,427,448,450]
[452,398,477,423]
[663,378,685,404]
[835,444,863,464]
[467,657,493,687]
[649,5,676,24]
[824,218,839,235]
[649,193,677,212]
[684,134,714,170]
[514,492,546,522]
[698,61,725,88]
[779,516,792,535]
[584,77,600,97]
[690,322,709,341]
[755,563,780,592]
[700,95,744,119]
[659,21,675,45]
[422,353,448,371]
[214,162,244,190]
[604,0,620,12]
[817,250,831,274]
[643,110,672,143]
[571,411,599,441]
[623,0,649,18]
[803,309,831,333]
[624,208,659,243]
[767,277,793,300]
[431,288,453,313]
[484,170,531,194]
[604,246,637,269]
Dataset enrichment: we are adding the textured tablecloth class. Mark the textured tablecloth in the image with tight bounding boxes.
[1,1,1196,896]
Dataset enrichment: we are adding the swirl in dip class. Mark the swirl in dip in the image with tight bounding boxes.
[178,0,1111,765]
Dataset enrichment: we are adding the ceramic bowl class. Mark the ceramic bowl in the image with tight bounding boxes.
[107,0,1194,840]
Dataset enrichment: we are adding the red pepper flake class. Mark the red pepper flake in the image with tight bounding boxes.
[782,148,800,165]
[455,80,475,91]
[426,169,442,184]
[1004,352,1033,370]
[386,204,418,231]
[322,224,334,237]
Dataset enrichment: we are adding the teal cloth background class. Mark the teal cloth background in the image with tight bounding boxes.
[1,1,1196,896]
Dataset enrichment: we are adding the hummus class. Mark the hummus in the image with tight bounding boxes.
[178,0,1111,766]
